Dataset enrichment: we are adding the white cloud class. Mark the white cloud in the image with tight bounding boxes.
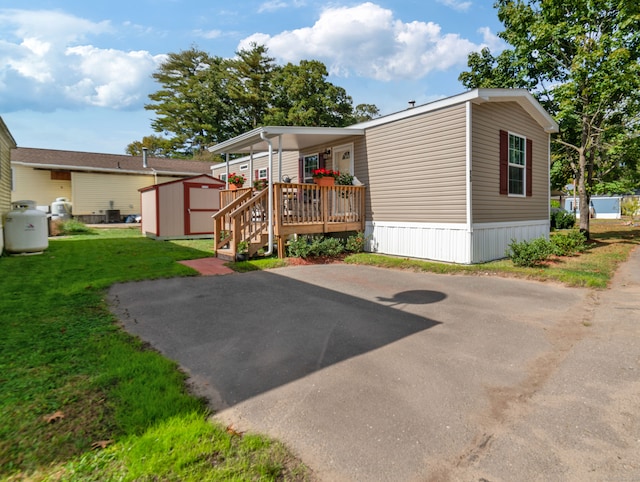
[65,46,165,108]
[437,0,472,12]
[239,2,497,81]
[0,8,163,112]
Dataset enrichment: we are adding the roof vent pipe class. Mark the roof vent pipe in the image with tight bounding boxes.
[408,100,416,109]
[142,147,148,168]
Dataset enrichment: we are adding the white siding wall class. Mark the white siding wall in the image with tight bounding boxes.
[471,220,549,263]
[365,221,471,264]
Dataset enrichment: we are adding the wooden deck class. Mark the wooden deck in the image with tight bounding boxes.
[213,182,366,259]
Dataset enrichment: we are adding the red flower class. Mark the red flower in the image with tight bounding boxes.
[312,168,339,178]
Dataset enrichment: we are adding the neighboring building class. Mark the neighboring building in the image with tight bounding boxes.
[564,195,622,219]
[139,174,226,240]
[0,117,17,253]
[209,88,559,264]
[11,148,216,223]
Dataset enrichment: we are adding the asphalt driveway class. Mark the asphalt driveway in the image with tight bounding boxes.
[109,257,640,481]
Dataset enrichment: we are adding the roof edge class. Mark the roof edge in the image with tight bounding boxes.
[11,161,206,177]
[352,88,559,133]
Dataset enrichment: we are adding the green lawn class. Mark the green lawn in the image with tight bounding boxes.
[1,219,637,481]
[0,228,309,481]
[345,219,640,288]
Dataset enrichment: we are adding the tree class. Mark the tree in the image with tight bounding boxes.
[352,103,381,123]
[144,47,233,157]
[125,135,174,157]
[459,0,640,236]
[265,60,356,127]
[136,44,380,159]
[226,43,276,131]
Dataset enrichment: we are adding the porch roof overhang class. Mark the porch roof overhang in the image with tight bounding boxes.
[207,126,365,155]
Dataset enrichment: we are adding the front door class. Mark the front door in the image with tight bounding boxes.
[333,144,353,175]
[184,183,221,235]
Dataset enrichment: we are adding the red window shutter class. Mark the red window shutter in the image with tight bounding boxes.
[526,138,533,196]
[298,156,303,183]
[499,130,508,195]
[254,169,259,180]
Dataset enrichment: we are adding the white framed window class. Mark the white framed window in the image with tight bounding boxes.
[303,154,320,183]
[239,164,248,171]
[508,133,526,196]
[220,173,227,182]
[258,167,268,179]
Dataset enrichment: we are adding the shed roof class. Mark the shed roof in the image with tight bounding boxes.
[11,147,217,176]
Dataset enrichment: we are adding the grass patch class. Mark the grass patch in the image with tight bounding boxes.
[345,219,639,288]
[0,230,309,481]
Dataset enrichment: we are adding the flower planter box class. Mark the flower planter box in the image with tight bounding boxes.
[313,177,335,187]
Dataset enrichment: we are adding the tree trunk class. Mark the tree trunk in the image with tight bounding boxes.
[577,121,590,238]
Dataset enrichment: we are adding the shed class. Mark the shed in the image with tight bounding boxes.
[139,174,226,240]
[564,195,621,219]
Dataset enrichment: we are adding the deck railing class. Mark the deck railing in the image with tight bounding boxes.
[214,182,366,258]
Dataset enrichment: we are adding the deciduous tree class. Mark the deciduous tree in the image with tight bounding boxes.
[459,0,640,236]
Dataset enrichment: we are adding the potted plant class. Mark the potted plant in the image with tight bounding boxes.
[236,240,249,261]
[336,172,354,185]
[312,168,339,186]
[253,178,268,191]
[228,173,245,190]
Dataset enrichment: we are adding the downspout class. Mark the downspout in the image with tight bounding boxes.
[466,101,473,263]
[225,153,230,188]
[260,132,274,255]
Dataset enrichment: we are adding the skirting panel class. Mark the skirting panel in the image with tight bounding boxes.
[365,219,550,264]
[471,220,549,263]
[365,221,471,264]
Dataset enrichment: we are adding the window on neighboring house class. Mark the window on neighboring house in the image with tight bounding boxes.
[220,173,227,182]
[302,154,319,183]
[500,130,532,197]
[239,164,248,171]
[258,167,268,179]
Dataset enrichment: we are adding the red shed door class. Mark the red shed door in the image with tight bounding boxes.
[184,183,221,235]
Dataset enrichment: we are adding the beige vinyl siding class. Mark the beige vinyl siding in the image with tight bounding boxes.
[471,102,550,223]
[140,189,158,235]
[211,151,299,183]
[11,165,72,208]
[71,172,180,215]
[359,104,467,223]
[0,133,15,217]
[157,179,185,237]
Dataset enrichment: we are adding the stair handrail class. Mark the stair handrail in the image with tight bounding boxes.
[212,190,253,252]
[229,189,269,257]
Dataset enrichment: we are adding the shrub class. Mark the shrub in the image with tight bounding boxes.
[287,235,345,258]
[551,229,587,256]
[621,197,640,220]
[59,219,95,235]
[287,235,313,258]
[318,237,344,256]
[507,237,553,267]
[345,232,367,253]
[550,209,576,230]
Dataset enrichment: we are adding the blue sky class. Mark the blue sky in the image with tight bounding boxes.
[0,1,505,154]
